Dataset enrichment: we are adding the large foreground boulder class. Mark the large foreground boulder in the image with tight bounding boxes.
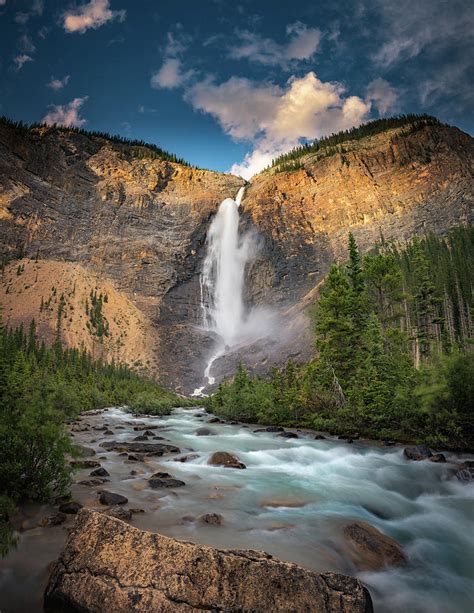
[44,510,372,612]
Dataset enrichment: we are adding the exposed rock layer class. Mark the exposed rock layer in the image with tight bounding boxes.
[44,509,373,612]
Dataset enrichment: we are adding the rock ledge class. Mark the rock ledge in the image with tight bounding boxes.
[44,509,372,612]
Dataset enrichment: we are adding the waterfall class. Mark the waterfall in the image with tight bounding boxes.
[195,187,248,391]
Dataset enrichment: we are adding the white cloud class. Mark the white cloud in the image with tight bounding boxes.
[47,75,71,90]
[151,31,193,90]
[15,0,43,24]
[63,0,125,34]
[230,21,321,68]
[42,97,89,127]
[365,78,398,115]
[13,54,33,71]
[187,72,370,179]
[151,58,186,90]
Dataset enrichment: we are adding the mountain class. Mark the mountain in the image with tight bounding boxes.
[0,116,473,391]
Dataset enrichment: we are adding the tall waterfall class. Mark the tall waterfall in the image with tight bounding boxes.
[197,187,249,389]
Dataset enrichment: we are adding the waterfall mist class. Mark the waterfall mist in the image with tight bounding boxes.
[194,187,275,392]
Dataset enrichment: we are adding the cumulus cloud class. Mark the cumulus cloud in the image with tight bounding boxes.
[42,97,88,127]
[151,31,193,90]
[13,54,33,71]
[229,21,321,68]
[47,75,71,90]
[187,72,370,179]
[365,78,398,115]
[63,0,125,34]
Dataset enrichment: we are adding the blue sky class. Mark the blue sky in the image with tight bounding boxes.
[1,0,472,177]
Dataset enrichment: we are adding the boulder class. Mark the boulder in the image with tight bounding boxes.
[208,451,246,469]
[134,434,149,441]
[455,467,474,483]
[173,453,200,463]
[200,513,223,525]
[207,417,222,423]
[343,520,407,571]
[278,431,298,439]
[99,491,128,506]
[103,507,133,521]
[314,434,326,440]
[403,444,432,460]
[90,467,110,477]
[58,502,83,515]
[148,477,186,489]
[429,453,447,463]
[39,512,67,527]
[44,510,372,612]
[100,441,180,455]
[254,426,285,433]
[195,427,215,436]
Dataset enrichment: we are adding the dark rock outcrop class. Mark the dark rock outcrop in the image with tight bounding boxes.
[44,509,373,612]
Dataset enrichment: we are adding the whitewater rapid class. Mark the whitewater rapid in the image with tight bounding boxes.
[2,406,473,613]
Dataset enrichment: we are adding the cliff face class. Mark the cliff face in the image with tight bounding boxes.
[0,120,473,391]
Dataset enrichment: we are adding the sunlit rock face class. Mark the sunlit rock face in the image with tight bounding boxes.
[0,120,473,391]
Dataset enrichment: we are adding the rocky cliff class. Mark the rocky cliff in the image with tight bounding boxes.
[0,118,473,391]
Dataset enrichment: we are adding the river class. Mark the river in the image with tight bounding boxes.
[1,406,473,612]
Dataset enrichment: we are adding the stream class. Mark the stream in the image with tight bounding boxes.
[1,406,473,612]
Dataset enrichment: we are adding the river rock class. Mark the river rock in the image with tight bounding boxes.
[403,444,433,460]
[195,427,215,436]
[429,453,447,463]
[173,453,200,463]
[200,513,223,525]
[39,512,67,527]
[133,434,149,441]
[208,451,246,469]
[148,476,186,489]
[76,445,96,456]
[133,425,158,431]
[99,491,128,506]
[77,478,108,486]
[343,520,407,571]
[278,431,298,439]
[455,467,474,483]
[70,459,101,469]
[44,510,372,612]
[100,441,180,455]
[314,434,326,440]
[58,502,83,515]
[103,507,133,521]
[90,467,110,477]
[254,426,285,433]
[207,417,222,423]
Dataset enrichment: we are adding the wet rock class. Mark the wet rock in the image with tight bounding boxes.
[343,520,407,571]
[278,431,298,439]
[100,441,180,455]
[99,491,128,506]
[152,435,165,440]
[403,444,432,461]
[207,417,222,423]
[200,513,223,525]
[254,426,285,433]
[260,498,308,508]
[382,440,396,447]
[58,502,83,515]
[70,460,100,469]
[45,510,372,612]
[455,467,474,483]
[181,515,195,523]
[429,453,447,463]
[133,434,149,441]
[195,427,215,436]
[148,477,186,489]
[90,467,110,477]
[133,425,157,431]
[173,453,200,463]
[76,446,96,457]
[144,430,156,436]
[314,434,326,440]
[77,478,108,486]
[208,451,246,469]
[104,429,114,436]
[103,507,133,521]
[93,426,107,431]
[39,512,67,527]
